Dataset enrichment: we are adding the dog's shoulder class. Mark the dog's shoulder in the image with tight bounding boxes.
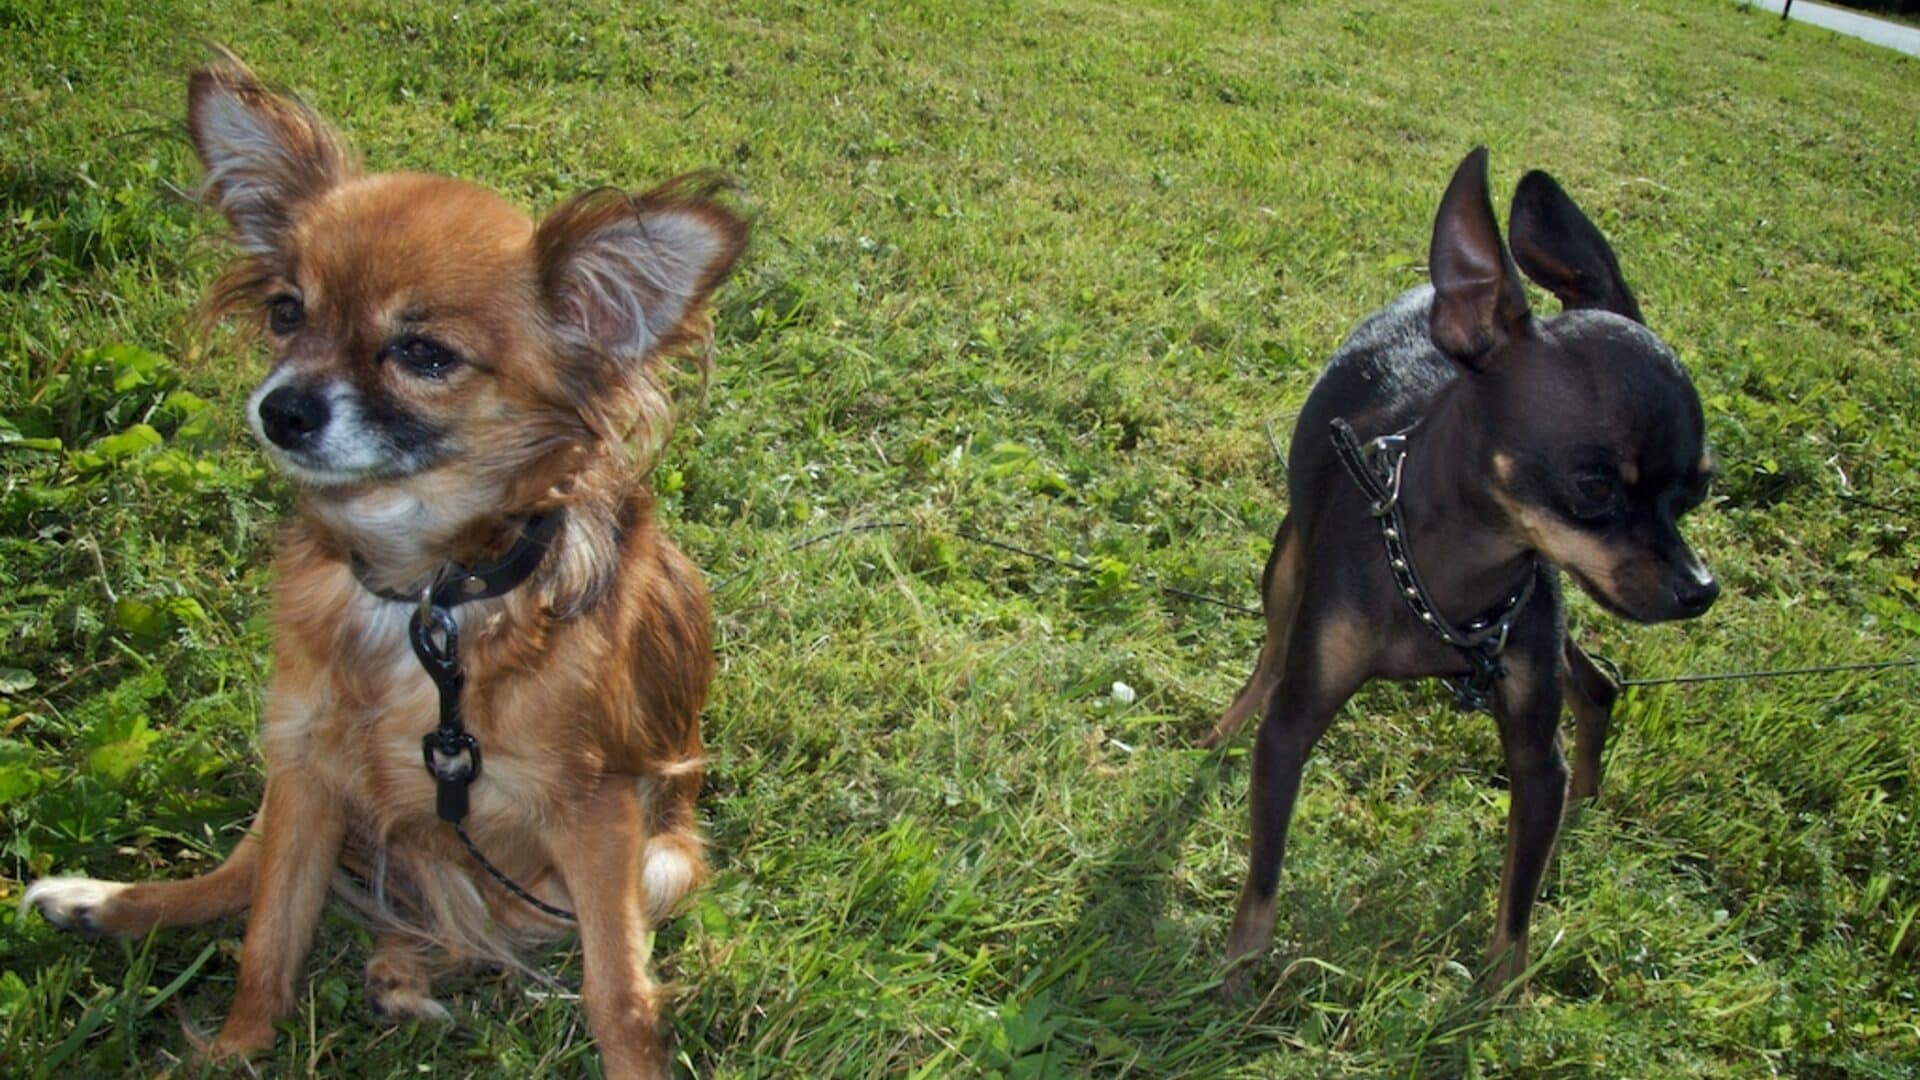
[1333,286,1435,367]
[1298,286,1454,442]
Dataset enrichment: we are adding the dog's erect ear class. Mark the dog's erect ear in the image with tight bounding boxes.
[535,179,748,368]
[186,52,357,255]
[1508,170,1643,324]
[1428,147,1532,370]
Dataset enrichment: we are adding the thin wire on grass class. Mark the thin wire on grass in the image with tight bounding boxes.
[1263,417,1286,475]
[708,521,910,594]
[1591,653,1920,689]
[711,513,1916,694]
[710,518,1261,617]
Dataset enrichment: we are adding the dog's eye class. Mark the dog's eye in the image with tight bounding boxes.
[386,335,461,379]
[1568,472,1621,522]
[267,295,304,335]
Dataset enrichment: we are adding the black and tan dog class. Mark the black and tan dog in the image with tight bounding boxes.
[1205,148,1717,988]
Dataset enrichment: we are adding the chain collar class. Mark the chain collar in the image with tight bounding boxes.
[1329,419,1539,710]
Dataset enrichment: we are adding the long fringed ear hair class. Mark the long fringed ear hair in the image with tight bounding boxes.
[185,49,360,334]
[534,174,748,460]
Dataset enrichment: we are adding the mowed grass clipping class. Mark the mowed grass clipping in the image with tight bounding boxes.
[3,0,1918,1076]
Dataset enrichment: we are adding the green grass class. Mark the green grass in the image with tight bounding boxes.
[3,0,1918,1075]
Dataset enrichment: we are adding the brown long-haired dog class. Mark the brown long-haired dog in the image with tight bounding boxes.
[23,54,744,1075]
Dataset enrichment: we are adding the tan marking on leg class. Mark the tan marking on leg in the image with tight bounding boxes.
[1313,609,1375,678]
[1204,643,1281,750]
[1225,890,1277,967]
[1564,644,1618,802]
[1485,926,1530,997]
[1202,521,1305,749]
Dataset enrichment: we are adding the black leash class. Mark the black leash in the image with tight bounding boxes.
[354,511,577,922]
[1329,418,1537,711]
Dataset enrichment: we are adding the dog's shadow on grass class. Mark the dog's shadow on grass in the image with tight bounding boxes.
[1029,741,1238,1065]
[1037,718,1519,1072]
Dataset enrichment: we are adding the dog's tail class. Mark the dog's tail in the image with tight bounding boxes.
[641,830,705,926]
[639,760,708,925]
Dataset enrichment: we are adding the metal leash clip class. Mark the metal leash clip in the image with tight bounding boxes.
[409,603,464,703]
[422,728,482,823]
[1451,647,1508,712]
[1363,434,1408,516]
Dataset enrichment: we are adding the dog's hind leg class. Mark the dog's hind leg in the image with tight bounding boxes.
[549,775,674,1079]
[1225,604,1370,988]
[639,766,707,926]
[25,814,263,937]
[1201,515,1304,749]
[1563,640,1620,801]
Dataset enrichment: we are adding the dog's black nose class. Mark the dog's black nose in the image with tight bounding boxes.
[258,385,330,450]
[1672,567,1719,617]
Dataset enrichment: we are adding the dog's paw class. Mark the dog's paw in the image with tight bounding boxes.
[365,963,451,1024]
[367,983,452,1024]
[21,877,127,936]
[1217,954,1268,1002]
[202,1019,276,1066]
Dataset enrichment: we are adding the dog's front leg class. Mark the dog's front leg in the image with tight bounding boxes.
[1562,640,1620,801]
[207,769,345,1060]
[548,776,670,1080]
[1486,641,1570,993]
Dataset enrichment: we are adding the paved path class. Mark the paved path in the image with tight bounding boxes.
[1742,0,1920,57]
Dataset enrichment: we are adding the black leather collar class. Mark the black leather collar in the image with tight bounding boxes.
[1330,419,1538,711]
[350,511,566,609]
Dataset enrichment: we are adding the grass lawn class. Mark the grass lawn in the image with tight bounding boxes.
[3,0,1918,1075]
